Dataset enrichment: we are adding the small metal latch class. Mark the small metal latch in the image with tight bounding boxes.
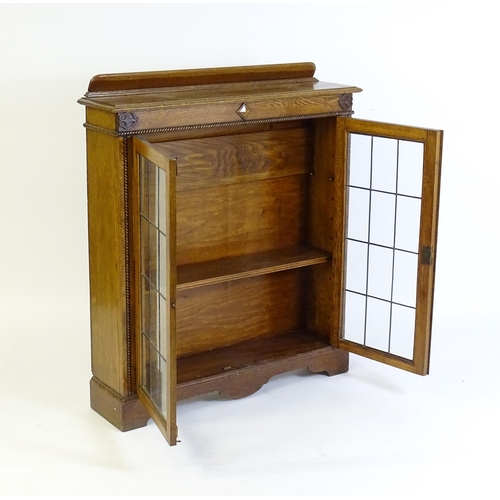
[421,246,433,265]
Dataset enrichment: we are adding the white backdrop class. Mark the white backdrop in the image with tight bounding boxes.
[1,2,499,497]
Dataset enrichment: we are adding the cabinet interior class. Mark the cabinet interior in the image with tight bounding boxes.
[142,118,337,393]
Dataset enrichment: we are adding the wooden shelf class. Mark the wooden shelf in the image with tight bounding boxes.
[177,246,330,290]
[177,329,348,401]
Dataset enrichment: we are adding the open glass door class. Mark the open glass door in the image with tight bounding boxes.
[333,117,443,375]
[134,137,178,444]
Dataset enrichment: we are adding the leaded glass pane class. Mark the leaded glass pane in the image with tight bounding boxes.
[139,154,168,419]
[343,133,425,362]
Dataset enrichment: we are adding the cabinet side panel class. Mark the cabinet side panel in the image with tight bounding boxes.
[86,107,117,131]
[307,118,337,339]
[86,129,128,395]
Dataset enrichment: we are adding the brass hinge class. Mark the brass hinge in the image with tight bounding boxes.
[421,246,433,265]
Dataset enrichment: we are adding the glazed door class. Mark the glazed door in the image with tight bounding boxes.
[134,137,178,445]
[332,117,443,375]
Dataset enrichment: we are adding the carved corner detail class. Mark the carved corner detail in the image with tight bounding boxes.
[118,112,139,131]
[339,93,353,111]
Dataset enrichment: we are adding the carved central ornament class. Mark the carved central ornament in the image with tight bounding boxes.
[237,103,249,120]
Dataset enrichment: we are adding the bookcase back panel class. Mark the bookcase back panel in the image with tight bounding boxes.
[176,175,309,266]
[175,269,307,357]
[153,126,313,191]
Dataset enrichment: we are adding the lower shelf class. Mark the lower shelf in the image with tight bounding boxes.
[177,329,349,400]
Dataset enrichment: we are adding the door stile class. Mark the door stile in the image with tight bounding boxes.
[165,156,177,443]
[133,137,178,445]
[413,129,443,374]
[331,117,348,348]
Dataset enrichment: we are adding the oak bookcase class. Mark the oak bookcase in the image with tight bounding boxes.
[79,63,443,445]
